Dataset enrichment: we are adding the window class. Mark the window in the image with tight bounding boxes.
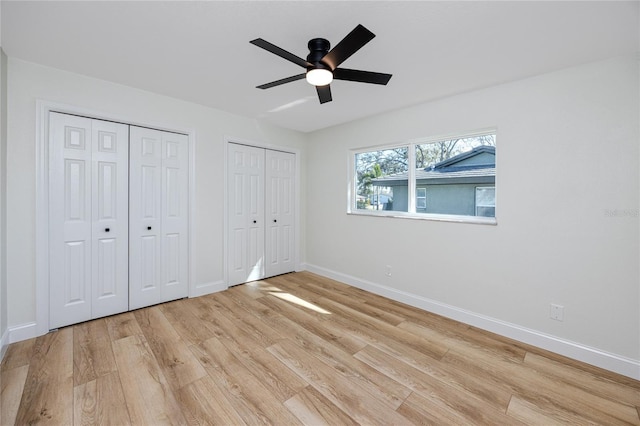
[475,187,496,217]
[416,188,427,211]
[354,147,408,212]
[350,130,496,224]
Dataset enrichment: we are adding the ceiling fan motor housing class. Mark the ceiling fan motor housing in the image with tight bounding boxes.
[307,38,331,71]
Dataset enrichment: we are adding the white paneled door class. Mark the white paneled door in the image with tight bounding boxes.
[227,143,295,286]
[265,149,295,278]
[49,112,129,329]
[228,143,265,286]
[129,126,189,309]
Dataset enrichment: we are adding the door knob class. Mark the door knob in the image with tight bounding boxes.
[105,228,110,232]
[273,219,277,223]
[147,226,152,230]
[253,220,257,224]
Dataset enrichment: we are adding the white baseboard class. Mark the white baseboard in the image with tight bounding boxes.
[303,263,640,380]
[191,280,227,298]
[0,327,9,362]
[8,322,38,344]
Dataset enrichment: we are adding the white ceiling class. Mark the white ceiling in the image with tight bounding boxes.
[1,1,638,133]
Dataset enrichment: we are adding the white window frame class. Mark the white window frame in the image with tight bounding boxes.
[348,128,497,225]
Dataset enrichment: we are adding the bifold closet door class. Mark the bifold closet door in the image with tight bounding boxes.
[49,112,129,329]
[129,126,189,310]
[265,149,295,277]
[227,143,295,286]
[228,143,265,286]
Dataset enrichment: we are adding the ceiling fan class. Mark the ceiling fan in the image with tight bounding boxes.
[250,24,392,104]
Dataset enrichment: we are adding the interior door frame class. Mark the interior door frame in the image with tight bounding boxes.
[35,100,196,337]
[224,137,302,287]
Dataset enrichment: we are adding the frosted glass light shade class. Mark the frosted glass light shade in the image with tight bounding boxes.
[306,68,333,86]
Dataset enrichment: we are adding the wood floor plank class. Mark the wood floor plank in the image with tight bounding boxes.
[73,371,132,425]
[318,296,450,364]
[14,328,74,425]
[1,338,35,372]
[176,376,246,426]
[211,291,288,346]
[523,351,640,407]
[158,298,218,346]
[111,334,186,425]
[191,336,303,425]
[399,319,526,365]
[217,330,308,402]
[105,311,143,341]
[256,291,369,355]
[197,287,310,403]
[134,306,207,391]
[255,296,412,410]
[1,364,29,426]
[271,273,371,309]
[284,385,359,426]
[506,394,584,425]
[355,344,515,422]
[443,348,640,425]
[268,339,413,425]
[73,319,117,386]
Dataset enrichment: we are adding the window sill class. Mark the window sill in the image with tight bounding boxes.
[347,210,497,225]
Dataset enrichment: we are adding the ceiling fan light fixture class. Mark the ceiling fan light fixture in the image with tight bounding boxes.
[306,68,333,86]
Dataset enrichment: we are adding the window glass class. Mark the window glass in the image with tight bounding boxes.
[355,147,408,212]
[416,188,427,211]
[351,131,496,223]
[476,187,496,217]
[415,134,495,217]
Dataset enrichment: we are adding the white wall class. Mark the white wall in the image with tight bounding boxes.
[6,58,307,328]
[305,56,639,376]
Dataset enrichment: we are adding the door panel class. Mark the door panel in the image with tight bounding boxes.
[130,127,189,309]
[91,119,129,319]
[265,150,295,278]
[161,132,189,302]
[50,113,92,328]
[129,128,162,309]
[50,113,129,328]
[227,143,265,286]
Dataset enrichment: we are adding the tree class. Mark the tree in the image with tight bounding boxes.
[416,134,495,169]
[357,163,382,198]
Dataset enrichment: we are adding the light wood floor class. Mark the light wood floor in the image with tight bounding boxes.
[2,272,639,425]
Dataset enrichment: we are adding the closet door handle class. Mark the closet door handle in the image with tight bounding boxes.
[273,219,277,223]
[105,228,110,232]
[147,226,152,230]
[253,220,257,224]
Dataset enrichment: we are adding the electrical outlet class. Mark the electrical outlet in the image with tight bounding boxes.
[385,265,392,277]
[550,303,564,321]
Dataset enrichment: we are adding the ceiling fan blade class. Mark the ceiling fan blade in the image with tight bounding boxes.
[321,24,375,70]
[256,74,306,89]
[250,38,312,68]
[333,68,392,85]
[316,85,332,104]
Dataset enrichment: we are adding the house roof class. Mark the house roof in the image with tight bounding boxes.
[433,146,495,169]
[372,145,495,186]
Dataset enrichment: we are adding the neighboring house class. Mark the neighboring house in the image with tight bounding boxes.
[372,146,496,216]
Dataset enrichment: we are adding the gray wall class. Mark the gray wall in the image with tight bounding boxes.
[387,184,492,216]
